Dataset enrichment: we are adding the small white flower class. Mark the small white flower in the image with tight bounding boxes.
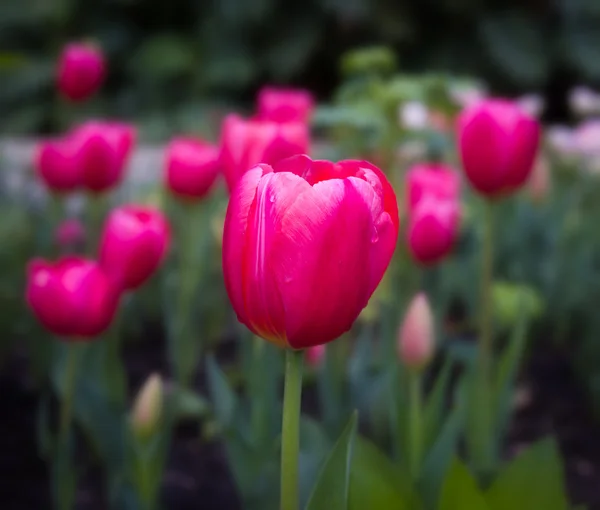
[399,101,429,130]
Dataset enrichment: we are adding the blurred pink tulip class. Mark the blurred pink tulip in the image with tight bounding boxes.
[398,293,434,369]
[57,42,105,102]
[219,114,310,192]
[256,86,314,124]
[457,99,540,198]
[406,163,460,212]
[305,345,326,367]
[407,195,460,265]
[26,257,120,338]
[165,137,221,199]
[70,120,136,193]
[99,205,170,291]
[222,154,399,349]
[35,137,81,193]
[528,156,551,204]
[55,218,85,250]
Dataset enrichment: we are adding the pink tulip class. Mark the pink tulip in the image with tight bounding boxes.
[26,257,120,338]
[398,293,434,369]
[57,42,105,102]
[165,137,221,199]
[457,99,540,198]
[55,218,85,250]
[70,120,136,193]
[256,86,314,124]
[219,114,310,192]
[223,154,399,349]
[406,163,460,212]
[35,137,81,193]
[99,205,170,291]
[305,345,326,367]
[408,195,460,265]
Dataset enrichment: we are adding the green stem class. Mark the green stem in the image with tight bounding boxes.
[59,344,80,450]
[407,370,423,481]
[280,349,304,510]
[251,336,266,445]
[475,200,495,476]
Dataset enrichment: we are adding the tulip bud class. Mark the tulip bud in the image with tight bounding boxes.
[528,156,551,204]
[131,374,163,442]
[35,137,81,193]
[398,293,434,370]
[305,345,325,368]
[57,42,105,102]
[256,86,314,124]
[406,163,460,213]
[55,218,85,251]
[457,98,540,198]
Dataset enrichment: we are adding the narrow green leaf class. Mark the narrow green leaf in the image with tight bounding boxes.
[206,355,237,429]
[486,438,568,510]
[424,357,454,449]
[438,458,489,510]
[306,412,358,510]
[170,384,211,421]
[349,437,422,510]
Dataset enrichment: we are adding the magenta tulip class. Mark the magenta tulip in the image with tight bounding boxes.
[457,99,540,198]
[256,86,314,124]
[222,154,399,349]
[55,218,85,251]
[99,205,170,291]
[165,137,221,199]
[35,137,81,193]
[219,114,310,192]
[57,42,105,102]
[26,257,120,338]
[71,120,136,193]
[406,163,460,212]
[408,195,460,265]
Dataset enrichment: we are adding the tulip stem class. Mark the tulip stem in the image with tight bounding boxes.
[59,343,80,451]
[281,349,304,510]
[474,200,495,477]
[407,369,423,481]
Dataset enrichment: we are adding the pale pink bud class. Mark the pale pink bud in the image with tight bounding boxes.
[398,293,434,369]
[131,373,163,441]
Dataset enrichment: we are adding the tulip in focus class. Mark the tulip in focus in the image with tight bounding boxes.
[71,120,137,193]
[35,137,81,193]
[406,163,460,212]
[398,293,434,370]
[257,86,314,124]
[408,195,460,265]
[57,42,105,102]
[457,99,540,198]
[223,154,399,349]
[165,137,221,199]
[131,373,163,442]
[55,218,85,251]
[26,257,120,338]
[305,345,326,367]
[99,205,170,291]
[219,114,310,192]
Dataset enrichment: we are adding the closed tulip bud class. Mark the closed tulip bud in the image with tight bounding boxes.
[408,195,460,265]
[26,257,120,338]
[165,137,221,200]
[219,114,310,192]
[55,218,85,251]
[57,42,105,102]
[305,345,326,367]
[257,86,314,124]
[398,293,434,369]
[71,120,136,193]
[223,154,399,349]
[35,137,81,193]
[528,156,551,204]
[406,163,460,212]
[99,205,170,291]
[457,99,540,198]
[131,373,163,441]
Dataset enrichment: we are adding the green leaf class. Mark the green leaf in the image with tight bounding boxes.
[306,412,358,510]
[349,437,422,510]
[128,34,195,80]
[424,358,454,449]
[170,384,211,421]
[438,458,489,510]
[206,355,237,429]
[486,438,568,510]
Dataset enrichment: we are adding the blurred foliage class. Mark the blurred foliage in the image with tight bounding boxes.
[2,0,600,135]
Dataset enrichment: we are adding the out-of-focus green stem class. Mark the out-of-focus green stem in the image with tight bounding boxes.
[474,200,495,476]
[407,369,423,480]
[251,336,266,445]
[280,349,304,510]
